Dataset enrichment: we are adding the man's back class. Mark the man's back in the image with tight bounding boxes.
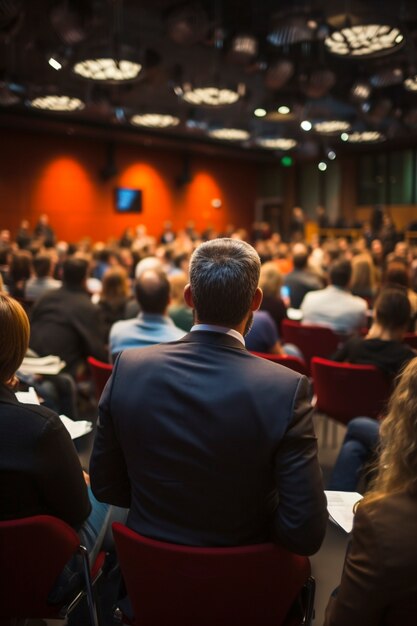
[91,330,326,555]
[301,285,367,334]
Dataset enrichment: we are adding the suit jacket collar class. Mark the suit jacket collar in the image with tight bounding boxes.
[178,330,247,351]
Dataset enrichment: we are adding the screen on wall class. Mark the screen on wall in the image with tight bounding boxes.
[114,188,142,213]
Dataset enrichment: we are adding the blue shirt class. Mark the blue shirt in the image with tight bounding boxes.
[109,313,185,357]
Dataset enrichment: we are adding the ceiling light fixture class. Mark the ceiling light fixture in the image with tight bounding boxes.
[254,108,267,117]
[325,24,404,57]
[314,120,351,134]
[179,83,245,107]
[208,128,250,141]
[130,113,180,128]
[327,150,336,160]
[300,120,312,131]
[277,105,290,115]
[404,76,417,91]
[257,138,297,150]
[345,131,385,143]
[29,95,85,112]
[73,57,141,82]
[318,161,327,171]
[48,56,62,71]
[341,132,349,141]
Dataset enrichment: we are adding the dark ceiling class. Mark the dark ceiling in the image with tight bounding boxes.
[2,0,417,159]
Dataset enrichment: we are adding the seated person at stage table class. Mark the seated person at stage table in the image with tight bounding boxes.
[328,287,416,493]
[324,356,417,626]
[284,243,323,309]
[300,258,367,334]
[90,238,327,554]
[0,293,111,600]
[109,269,185,359]
[30,257,108,376]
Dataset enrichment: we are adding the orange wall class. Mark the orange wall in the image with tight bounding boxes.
[0,129,259,242]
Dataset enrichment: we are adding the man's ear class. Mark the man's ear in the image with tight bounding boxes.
[184,283,194,308]
[251,287,263,312]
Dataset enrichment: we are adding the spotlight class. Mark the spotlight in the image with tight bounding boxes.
[327,150,336,160]
[318,161,327,171]
[300,120,312,131]
[277,105,290,115]
[254,108,267,117]
[341,132,349,141]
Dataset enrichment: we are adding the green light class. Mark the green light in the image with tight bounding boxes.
[281,155,293,167]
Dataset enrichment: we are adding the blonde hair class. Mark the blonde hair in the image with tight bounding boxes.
[259,262,283,297]
[0,294,30,385]
[364,357,417,504]
[169,272,188,304]
[101,266,130,303]
[351,254,377,292]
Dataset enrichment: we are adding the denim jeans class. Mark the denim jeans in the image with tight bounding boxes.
[327,417,380,492]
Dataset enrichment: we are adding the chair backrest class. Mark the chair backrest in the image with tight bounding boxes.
[0,515,79,618]
[113,523,311,626]
[251,352,308,376]
[311,357,392,424]
[87,356,113,401]
[281,320,341,374]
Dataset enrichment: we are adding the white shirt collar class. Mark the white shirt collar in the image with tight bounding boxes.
[191,324,245,346]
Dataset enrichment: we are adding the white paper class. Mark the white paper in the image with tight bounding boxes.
[15,387,40,405]
[19,355,66,375]
[325,490,363,533]
[59,415,93,440]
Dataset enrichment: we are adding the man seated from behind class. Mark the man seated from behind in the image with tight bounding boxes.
[25,254,61,301]
[109,269,185,360]
[301,258,367,334]
[284,243,323,309]
[90,238,327,554]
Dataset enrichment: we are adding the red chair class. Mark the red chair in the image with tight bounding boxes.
[87,356,113,402]
[0,514,104,625]
[251,352,308,376]
[112,523,315,626]
[281,320,342,374]
[311,357,392,426]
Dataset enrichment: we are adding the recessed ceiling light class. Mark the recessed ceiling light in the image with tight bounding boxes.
[73,58,142,82]
[30,95,85,112]
[404,76,417,91]
[341,132,349,141]
[277,105,290,115]
[254,108,267,117]
[325,24,404,57]
[181,85,244,107]
[257,137,297,150]
[345,131,385,143]
[314,120,351,134]
[208,128,250,141]
[130,114,180,128]
[300,120,312,131]
[327,150,336,160]
[318,161,327,171]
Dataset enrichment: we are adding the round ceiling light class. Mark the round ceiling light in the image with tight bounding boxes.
[325,24,404,57]
[208,128,250,141]
[404,76,417,91]
[130,113,180,128]
[181,84,244,107]
[345,131,385,143]
[30,95,85,111]
[73,58,142,82]
[257,137,297,150]
[314,120,351,134]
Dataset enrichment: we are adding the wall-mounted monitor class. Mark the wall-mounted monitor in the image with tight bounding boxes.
[114,187,142,213]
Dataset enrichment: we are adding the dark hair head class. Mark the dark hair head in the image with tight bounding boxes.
[62,258,88,288]
[329,259,352,288]
[134,270,170,314]
[385,261,410,289]
[189,238,260,326]
[10,251,32,283]
[33,255,52,278]
[0,294,30,384]
[292,243,309,270]
[374,287,411,331]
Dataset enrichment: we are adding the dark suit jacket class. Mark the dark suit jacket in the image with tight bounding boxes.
[324,491,417,626]
[30,285,108,375]
[90,331,327,554]
[0,384,90,526]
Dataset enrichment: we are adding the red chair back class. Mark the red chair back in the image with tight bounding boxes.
[87,356,113,402]
[311,357,392,425]
[0,515,80,618]
[113,523,313,626]
[251,352,308,376]
[281,320,341,374]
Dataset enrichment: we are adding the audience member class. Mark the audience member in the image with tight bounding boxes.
[90,238,327,554]
[284,243,323,308]
[6,250,32,298]
[30,257,108,376]
[168,272,193,332]
[98,266,132,339]
[0,293,112,602]
[301,259,367,334]
[258,261,287,334]
[25,254,61,301]
[384,260,417,329]
[109,269,184,359]
[245,309,283,353]
[324,356,417,625]
[350,254,378,304]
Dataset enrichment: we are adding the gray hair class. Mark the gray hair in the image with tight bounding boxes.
[189,238,261,326]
